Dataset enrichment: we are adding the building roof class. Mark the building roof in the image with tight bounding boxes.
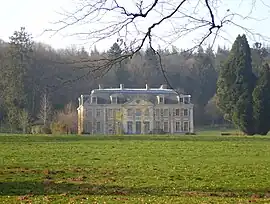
[78,84,191,106]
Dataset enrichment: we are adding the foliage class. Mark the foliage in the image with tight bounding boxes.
[55,102,77,134]
[1,28,270,130]
[252,63,270,135]
[217,35,256,135]
[50,122,67,134]
[18,109,30,134]
[31,125,52,134]
[1,134,270,203]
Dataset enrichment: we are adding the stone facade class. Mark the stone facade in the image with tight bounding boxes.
[77,84,194,134]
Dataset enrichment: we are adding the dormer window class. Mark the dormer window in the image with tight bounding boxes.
[91,96,97,104]
[184,96,190,104]
[110,96,117,104]
[157,95,164,104]
[180,97,183,103]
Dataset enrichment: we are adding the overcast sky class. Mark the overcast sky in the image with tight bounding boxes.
[1,0,270,52]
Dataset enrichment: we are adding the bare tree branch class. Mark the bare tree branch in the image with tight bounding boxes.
[43,0,270,91]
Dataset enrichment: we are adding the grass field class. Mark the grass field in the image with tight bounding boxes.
[1,133,270,203]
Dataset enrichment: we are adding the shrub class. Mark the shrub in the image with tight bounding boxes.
[50,122,67,134]
[31,125,52,134]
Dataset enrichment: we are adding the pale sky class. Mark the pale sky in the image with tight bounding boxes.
[1,0,270,52]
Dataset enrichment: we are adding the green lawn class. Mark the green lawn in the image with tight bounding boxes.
[1,133,270,203]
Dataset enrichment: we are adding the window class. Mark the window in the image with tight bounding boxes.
[183,121,189,131]
[136,109,141,116]
[108,109,113,118]
[144,121,150,133]
[111,96,117,104]
[127,109,133,117]
[96,121,101,132]
[164,109,169,117]
[175,108,180,116]
[155,121,161,129]
[163,121,169,132]
[176,121,181,132]
[86,109,92,118]
[159,96,164,104]
[179,97,183,103]
[92,96,97,104]
[96,109,101,117]
[184,109,188,116]
[127,121,133,134]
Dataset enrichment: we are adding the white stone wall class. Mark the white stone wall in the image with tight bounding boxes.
[78,100,194,134]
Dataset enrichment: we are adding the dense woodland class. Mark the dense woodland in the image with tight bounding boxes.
[0,27,270,133]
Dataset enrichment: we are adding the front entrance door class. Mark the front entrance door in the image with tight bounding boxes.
[136,121,141,134]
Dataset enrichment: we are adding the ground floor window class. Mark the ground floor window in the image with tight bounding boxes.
[155,121,161,129]
[163,121,169,132]
[183,121,189,132]
[175,121,181,132]
[144,121,150,133]
[127,121,133,134]
[96,121,101,132]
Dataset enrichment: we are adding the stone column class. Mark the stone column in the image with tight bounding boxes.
[189,107,194,133]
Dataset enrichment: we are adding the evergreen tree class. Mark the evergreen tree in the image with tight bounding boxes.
[252,63,270,135]
[1,27,33,130]
[108,42,131,85]
[217,34,256,135]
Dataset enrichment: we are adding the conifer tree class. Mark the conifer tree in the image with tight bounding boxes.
[252,63,270,135]
[217,34,256,135]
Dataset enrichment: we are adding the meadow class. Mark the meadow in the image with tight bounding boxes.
[1,132,270,203]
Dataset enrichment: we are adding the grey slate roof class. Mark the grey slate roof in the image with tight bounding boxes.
[79,84,191,106]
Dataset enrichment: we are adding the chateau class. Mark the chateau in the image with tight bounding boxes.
[77,84,194,134]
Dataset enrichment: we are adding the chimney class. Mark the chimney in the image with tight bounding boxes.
[145,84,149,90]
[160,84,167,89]
[120,84,124,89]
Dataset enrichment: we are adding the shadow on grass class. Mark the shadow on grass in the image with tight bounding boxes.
[0,181,270,198]
[1,134,270,143]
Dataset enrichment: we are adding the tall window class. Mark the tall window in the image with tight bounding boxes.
[163,109,169,117]
[89,109,92,117]
[155,121,161,129]
[96,109,101,117]
[96,121,101,132]
[175,121,181,132]
[144,121,150,133]
[163,121,169,132]
[184,109,189,116]
[108,109,113,118]
[175,108,180,116]
[127,121,133,133]
[183,121,189,131]
[159,96,164,104]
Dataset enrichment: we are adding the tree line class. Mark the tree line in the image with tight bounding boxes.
[0,27,269,133]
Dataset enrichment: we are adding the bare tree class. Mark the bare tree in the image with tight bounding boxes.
[56,102,77,134]
[38,92,52,126]
[45,0,270,90]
